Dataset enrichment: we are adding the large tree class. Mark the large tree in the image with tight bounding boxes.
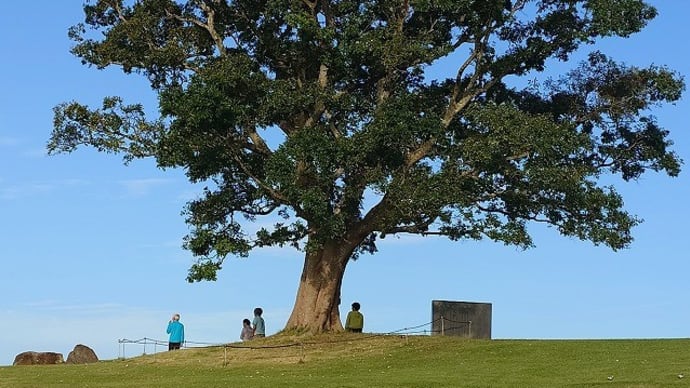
[50,0,683,332]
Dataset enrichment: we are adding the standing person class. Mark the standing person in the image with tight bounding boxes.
[345,302,364,333]
[240,318,253,341]
[252,307,265,338]
[166,313,185,350]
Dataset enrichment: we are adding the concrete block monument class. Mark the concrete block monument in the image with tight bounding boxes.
[431,300,492,339]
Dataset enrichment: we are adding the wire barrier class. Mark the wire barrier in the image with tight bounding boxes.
[117,316,472,366]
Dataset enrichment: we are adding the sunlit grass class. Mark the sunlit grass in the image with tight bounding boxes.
[2,334,689,387]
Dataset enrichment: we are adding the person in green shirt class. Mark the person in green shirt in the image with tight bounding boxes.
[252,307,266,338]
[345,302,364,333]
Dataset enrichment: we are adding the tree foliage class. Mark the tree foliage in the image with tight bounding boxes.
[50,0,683,327]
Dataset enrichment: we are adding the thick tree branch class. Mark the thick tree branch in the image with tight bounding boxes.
[231,154,288,204]
[244,126,272,155]
[302,0,317,12]
[167,3,227,56]
[475,204,553,224]
[108,0,128,23]
[242,202,280,216]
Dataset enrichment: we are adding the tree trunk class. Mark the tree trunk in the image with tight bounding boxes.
[284,240,352,332]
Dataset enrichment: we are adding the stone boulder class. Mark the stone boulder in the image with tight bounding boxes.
[66,344,99,364]
[13,351,64,365]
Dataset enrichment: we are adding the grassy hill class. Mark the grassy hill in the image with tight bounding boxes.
[2,334,689,387]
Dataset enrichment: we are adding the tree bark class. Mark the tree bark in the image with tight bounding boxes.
[284,240,352,332]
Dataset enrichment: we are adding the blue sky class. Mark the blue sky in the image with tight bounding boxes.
[1,1,689,366]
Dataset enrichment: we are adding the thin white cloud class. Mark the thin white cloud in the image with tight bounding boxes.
[0,182,54,200]
[21,300,125,314]
[0,136,20,147]
[0,179,88,200]
[1,305,163,365]
[119,178,172,197]
[176,188,202,202]
[0,303,292,365]
[21,147,50,158]
[137,239,184,249]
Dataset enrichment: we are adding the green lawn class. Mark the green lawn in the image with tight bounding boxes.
[2,335,689,387]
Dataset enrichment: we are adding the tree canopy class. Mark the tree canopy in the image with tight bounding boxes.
[50,0,684,331]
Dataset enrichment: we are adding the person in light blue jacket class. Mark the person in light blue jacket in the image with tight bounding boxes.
[166,313,185,350]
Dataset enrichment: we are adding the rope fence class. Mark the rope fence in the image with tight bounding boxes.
[117,316,473,365]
